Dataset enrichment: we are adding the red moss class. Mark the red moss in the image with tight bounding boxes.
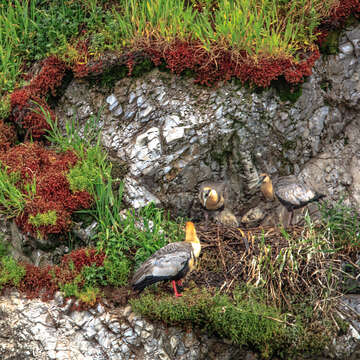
[18,248,105,302]
[30,56,67,97]
[0,120,16,151]
[16,199,73,237]
[19,263,58,301]
[0,142,92,238]
[10,89,54,139]
[317,0,360,46]
[9,56,67,139]
[143,40,320,87]
[61,248,106,273]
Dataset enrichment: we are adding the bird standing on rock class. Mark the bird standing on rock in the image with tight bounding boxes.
[256,173,325,226]
[131,221,201,297]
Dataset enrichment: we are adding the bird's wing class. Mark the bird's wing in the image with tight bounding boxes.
[275,181,316,206]
[132,243,192,285]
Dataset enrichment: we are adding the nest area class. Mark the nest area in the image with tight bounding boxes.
[105,221,356,309]
[189,223,307,299]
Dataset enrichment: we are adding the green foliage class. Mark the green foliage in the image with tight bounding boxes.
[0,238,8,258]
[60,274,100,306]
[0,95,11,120]
[131,289,289,358]
[81,264,107,287]
[0,256,26,289]
[29,210,57,227]
[61,278,80,297]
[319,198,360,249]
[43,107,111,197]
[103,256,131,287]
[0,164,35,218]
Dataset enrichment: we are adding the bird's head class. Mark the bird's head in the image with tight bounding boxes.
[200,187,218,207]
[256,173,271,185]
[185,221,200,244]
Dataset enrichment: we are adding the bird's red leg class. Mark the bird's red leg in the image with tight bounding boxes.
[172,280,182,297]
[176,279,183,286]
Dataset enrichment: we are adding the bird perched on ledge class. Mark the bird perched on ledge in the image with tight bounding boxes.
[131,221,201,297]
[199,182,226,212]
[256,173,325,226]
[199,181,239,227]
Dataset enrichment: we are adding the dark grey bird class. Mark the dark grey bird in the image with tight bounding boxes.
[256,173,325,226]
[131,222,201,297]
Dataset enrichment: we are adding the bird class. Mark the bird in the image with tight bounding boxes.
[131,221,201,297]
[256,173,325,226]
[198,181,226,225]
[199,182,226,211]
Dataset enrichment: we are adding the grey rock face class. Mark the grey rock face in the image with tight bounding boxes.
[0,291,243,360]
[55,23,360,226]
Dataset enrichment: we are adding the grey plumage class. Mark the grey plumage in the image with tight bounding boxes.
[131,221,200,297]
[273,175,325,211]
[257,173,325,226]
[132,242,195,291]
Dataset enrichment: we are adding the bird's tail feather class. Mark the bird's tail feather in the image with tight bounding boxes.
[132,275,170,292]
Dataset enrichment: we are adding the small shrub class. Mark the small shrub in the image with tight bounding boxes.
[29,210,57,227]
[103,255,131,287]
[77,286,100,306]
[0,256,26,289]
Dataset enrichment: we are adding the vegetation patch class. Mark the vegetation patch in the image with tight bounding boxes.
[0,1,360,358]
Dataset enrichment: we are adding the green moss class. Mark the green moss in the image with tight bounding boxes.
[88,58,154,90]
[131,289,288,358]
[272,77,302,103]
[131,58,154,78]
[0,256,26,289]
[89,64,127,90]
[29,210,57,227]
[320,30,340,55]
[67,146,105,194]
[131,288,337,359]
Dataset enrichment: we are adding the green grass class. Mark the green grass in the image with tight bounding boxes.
[0,0,337,99]
[319,198,360,249]
[0,163,35,218]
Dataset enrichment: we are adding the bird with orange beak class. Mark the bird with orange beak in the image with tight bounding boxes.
[131,222,201,297]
